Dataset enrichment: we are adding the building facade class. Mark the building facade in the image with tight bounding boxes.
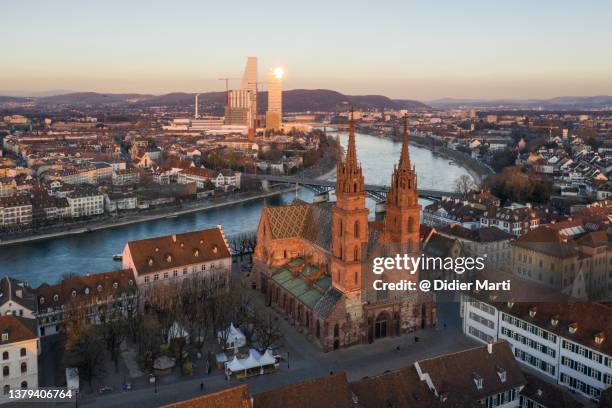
[0,316,39,398]
[121,226,232,287]
[252,114,434,351]
[462,295,612,403]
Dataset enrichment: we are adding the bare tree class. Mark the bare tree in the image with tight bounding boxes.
[454,174,478,197]
[252,312,283,353]
[64,327,106,389]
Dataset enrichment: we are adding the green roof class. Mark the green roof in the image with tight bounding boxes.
[271,268,326,309]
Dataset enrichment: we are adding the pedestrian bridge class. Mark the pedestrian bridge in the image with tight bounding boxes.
[244,174,459,202]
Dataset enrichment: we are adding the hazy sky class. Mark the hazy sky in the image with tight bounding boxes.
[2,0,611,100]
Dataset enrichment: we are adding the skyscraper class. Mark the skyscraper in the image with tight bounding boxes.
[241,57,258,130]
[225,89,254,127]
[266,67,283,131]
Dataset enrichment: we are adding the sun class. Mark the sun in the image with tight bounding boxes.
[273,67,284,79]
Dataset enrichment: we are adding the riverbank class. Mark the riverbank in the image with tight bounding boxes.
[354,128,494,185]
[0,185,298,247]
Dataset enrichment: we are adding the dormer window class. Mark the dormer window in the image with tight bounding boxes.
[199,239,204,244]
[569,322,578,334]
[1,332,7,342]
[212,245,218,254]
[53,294,59,302]
[529,306,537,318]
[550,315,559,326]
[595,332,605,345]
[193,249,199,257]
[155,247,159,252]
[71,290,77,298]
[128,279,134,286]
[496,367,507,383]
[39,297,44,305]
[148,257,154,266]
[97,285,103,293]
[165,254,172,263]
[180,242,184,248]
[84,287,90,295]
[507,301,514,308]
[113,282,118,289]
[473,373,484,390]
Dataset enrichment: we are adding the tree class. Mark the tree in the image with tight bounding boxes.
[64,327,106,389]
[454,175,477,197]
[490,149,517,173]
[99,306,129,373]
[252,312,283,353]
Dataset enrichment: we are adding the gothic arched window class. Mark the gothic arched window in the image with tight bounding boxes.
[354,220,360,238]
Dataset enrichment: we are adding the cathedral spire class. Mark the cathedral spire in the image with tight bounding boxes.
[346,108,358,169]
[335,107,365,197]
[398,114,411,170]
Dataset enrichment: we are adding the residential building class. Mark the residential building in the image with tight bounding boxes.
[511,218,611,300]
[0,277,37,319]
[462,286,612,403]
[112,169,140,186]
[439,224,514,271]
[0,316,39,397]
[66,188,104,218]
[121,227,232,287]
[0,195,32,227]
[480,204,540,237]
[34,269,137,337]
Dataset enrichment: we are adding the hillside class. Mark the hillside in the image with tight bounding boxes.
[0,89,429,112]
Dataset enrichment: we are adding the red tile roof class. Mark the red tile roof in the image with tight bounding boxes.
[161,384,251,408]
[0,315,37,345]
[252,372,353,408]
[125,227,230,275]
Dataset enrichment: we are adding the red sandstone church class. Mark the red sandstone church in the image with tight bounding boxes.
[252,113,434,351]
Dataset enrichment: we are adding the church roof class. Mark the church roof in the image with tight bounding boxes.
[263,202,334,250]
[271,264,340,318]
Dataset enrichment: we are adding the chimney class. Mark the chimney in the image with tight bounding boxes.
[487,342,493,354]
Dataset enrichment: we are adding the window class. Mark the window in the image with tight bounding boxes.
[354,221,360,238]
[20,348,26,357]
[3,366,8,377]
[2,351,7,360]
[20,362,26,373]
[20,381,27,389]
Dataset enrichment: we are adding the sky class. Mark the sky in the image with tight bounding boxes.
[1,0,612,100]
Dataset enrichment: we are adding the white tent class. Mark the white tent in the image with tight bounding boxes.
[225,356,245,373]
[259,349,277,367]
[224,348,277,376]
[217,322,246,350]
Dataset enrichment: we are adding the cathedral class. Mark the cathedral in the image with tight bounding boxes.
[252,113,434,351]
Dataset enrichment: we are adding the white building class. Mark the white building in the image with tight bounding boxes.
[0,316,39,398]
[66,188,104,218]
[462,292,612,403]
[121,226,232,287]
[0,277,37,320]
[0,196,32,227]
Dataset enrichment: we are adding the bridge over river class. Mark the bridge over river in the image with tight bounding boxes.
[245,173,460,203]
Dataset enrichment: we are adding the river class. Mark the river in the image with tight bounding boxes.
[0,132,471,286]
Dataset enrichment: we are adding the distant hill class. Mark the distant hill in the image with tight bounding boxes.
[0,89,429,112]
[428,96,612,110]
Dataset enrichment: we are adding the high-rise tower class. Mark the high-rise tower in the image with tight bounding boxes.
[331,110,369,293]
[266,67,283,131]
[382,115,420,244]
[241,57,258,131]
